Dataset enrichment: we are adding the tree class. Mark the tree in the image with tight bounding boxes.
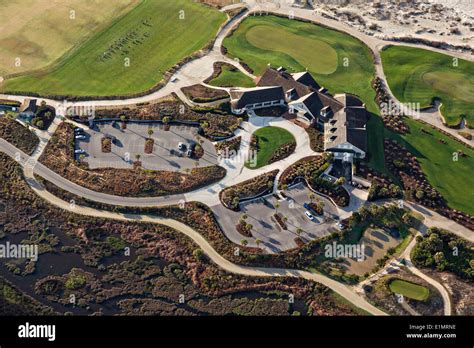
[120,115,127,122]
[296,228,303,236]
[241,239,248,246]
[308,193,316,203]
[147,128,154,138]
[232,196,240,209]
[275,202,280,214]
[335,177,346,186]
[135,154,141,161]
[255,238,262,247]
[267,180,274,190]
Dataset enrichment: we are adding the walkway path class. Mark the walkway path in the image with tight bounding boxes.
[16,153,387,316]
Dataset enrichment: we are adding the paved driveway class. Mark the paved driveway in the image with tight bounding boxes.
[213,183,339,253]
[77,123,218,171]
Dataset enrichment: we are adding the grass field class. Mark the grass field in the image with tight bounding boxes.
[209,65,255,87]
[387,117,474,215]
[0,0,139,76]
[389,279,430,301]
[223,16,377,110]
[381,45,474,127]
[0,0,226,97]
[246,126,295,169]
[223,15,382,171]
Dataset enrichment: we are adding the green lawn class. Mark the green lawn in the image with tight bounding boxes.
[389,279,430,301]
[209,64,255,88]
[246,126,295,169]
[0,0,226,97]
[381,45,474,127]
[223,15,383,172]
[387,117,474,216]
[223,15,378,112]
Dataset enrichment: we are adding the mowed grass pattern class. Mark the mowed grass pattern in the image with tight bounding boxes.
[1,0,226,97]
[388,117,474,215]
[247,126,295,169]
[381,45,474,126]
[389,279,430,301]
[209,65,255,88]
[223,16,377,111]
[0,0,139,76]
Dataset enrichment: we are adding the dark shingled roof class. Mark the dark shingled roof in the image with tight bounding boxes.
[292,91,344,120]
[291,71,321,90]
[325,98,368,153]
[257,68,312,99]
[230,86,285,110]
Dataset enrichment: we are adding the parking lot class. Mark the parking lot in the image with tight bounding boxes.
[213,183,340,253]
[75,122,218,171]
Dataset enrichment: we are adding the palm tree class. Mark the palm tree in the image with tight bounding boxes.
[275,202,280,214]
[255,238,262,247]
[135,154,141,162]
[147,128,154,138]
[296,228,303,236]
[308,193,316,203]
[241,239,248,246]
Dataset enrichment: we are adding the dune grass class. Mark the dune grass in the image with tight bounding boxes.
[0,0,226,97]
[381,45,474,127]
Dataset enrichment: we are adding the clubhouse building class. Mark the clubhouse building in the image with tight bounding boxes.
[230,67,368,164]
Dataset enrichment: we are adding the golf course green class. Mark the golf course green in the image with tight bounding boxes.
[389,279,430,301]
[0,0,226,97]
[223,15,377,111]
[381,45,474,127]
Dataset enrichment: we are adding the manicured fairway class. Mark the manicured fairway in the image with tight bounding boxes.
[0,0,226,97]
[388,117,474,216]
[381,45,474,126]
[209,65,256,88]
[389,279,430,301]
[0,0,139,76]
[223,15,378,113]
[247,126,295,169]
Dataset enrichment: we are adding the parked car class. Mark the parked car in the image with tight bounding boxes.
[75,135,86,140]
[305,211,315,221]
[74,128,84,134]
[186,148,193,158]
[170,76,178,83]
[178,142,186,152]
[74,149,85,154]
[336,223,344,230]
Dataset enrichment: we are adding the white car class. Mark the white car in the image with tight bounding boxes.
[171,76,178,83]
[75,135,86,140]
[74,149,85,154]
[178,142,186,152]
[305,211,315,221]
[337,223,344,230]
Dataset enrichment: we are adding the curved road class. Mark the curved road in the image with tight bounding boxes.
[14,152,386,316]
